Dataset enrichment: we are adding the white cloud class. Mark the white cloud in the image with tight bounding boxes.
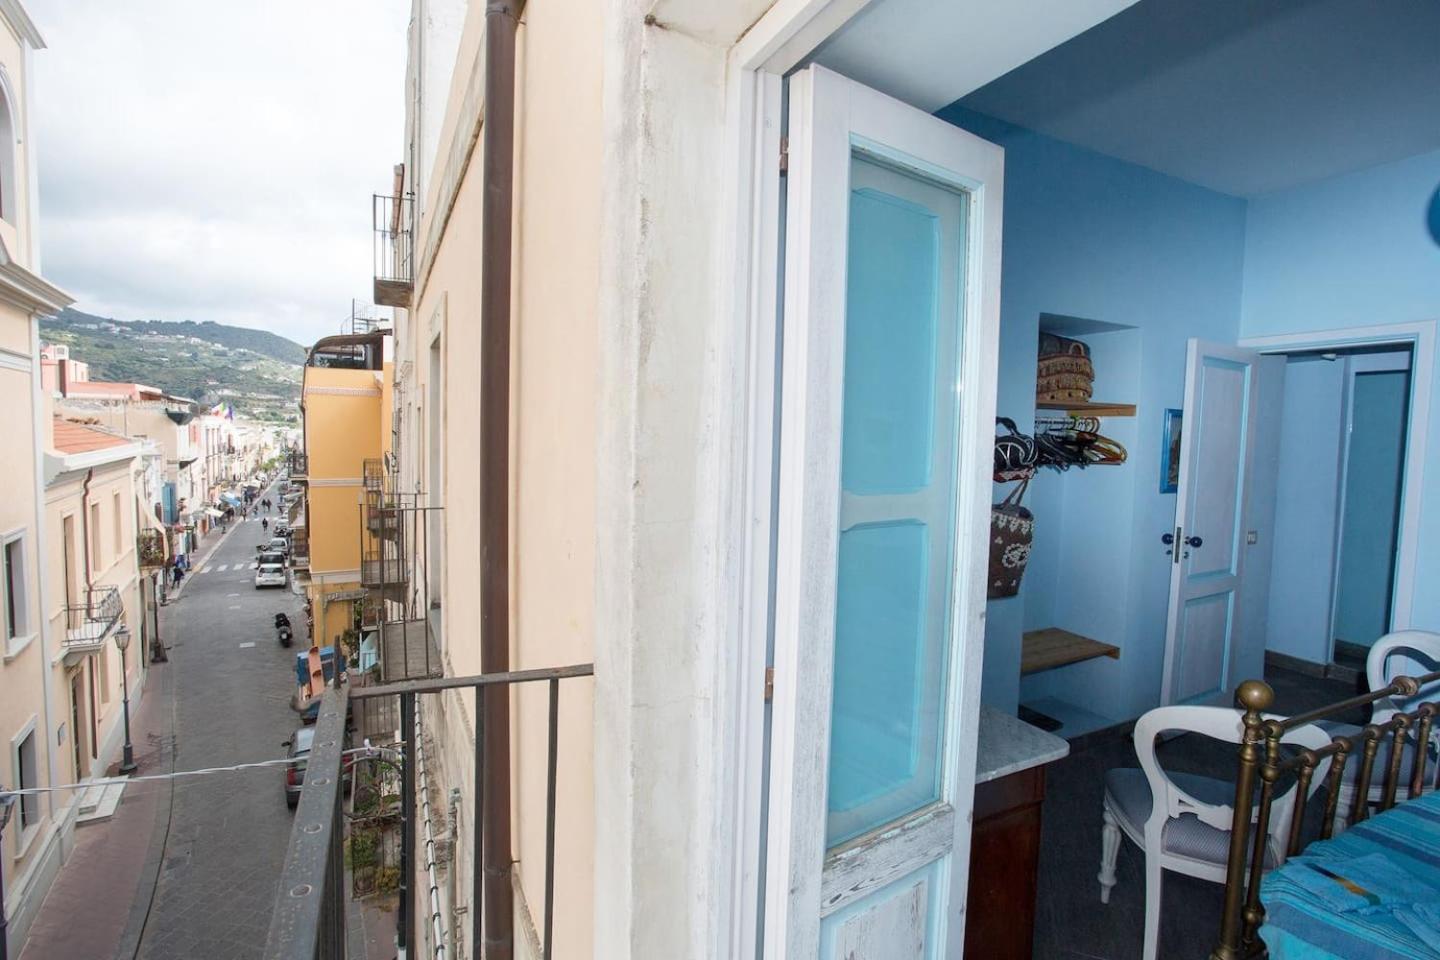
[28,0,410,346]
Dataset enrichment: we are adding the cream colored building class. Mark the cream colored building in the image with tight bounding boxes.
[0,3,79,955]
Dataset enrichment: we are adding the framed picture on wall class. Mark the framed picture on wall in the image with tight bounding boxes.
[1160,408,1182,493]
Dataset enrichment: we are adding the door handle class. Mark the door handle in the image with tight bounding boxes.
[1161,533,1175,546]
[1185,535,1203,548]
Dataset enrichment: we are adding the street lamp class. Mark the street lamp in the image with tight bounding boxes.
[114,626,138,776]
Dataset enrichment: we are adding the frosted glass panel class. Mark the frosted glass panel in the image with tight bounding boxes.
[841,188,939,495]
[826,153,968,849]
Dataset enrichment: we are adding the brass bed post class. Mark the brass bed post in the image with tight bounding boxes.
[1211,680,1272,960]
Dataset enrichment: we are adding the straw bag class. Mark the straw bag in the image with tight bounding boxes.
[988,478,1033,599]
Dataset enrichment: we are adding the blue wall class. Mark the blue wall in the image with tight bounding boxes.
[1242,148,1440,632]
[935,107,1249,716]
[1335,370,1410,646]
[1267,359,1347,663]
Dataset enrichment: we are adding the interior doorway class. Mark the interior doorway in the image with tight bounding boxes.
[1266,344,1415,678]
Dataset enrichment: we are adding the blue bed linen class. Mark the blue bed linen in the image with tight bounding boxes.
[1259,790,1440,959]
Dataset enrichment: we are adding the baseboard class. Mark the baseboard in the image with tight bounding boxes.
[1265,649,1329,678]
[1264,649,1361,686]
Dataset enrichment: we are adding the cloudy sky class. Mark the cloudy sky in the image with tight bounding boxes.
[28,0,409,347]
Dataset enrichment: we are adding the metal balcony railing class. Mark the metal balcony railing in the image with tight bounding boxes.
[288,451,308,480]
[372,193,414,308]
[265,664,594,960]
[63,585,124,650]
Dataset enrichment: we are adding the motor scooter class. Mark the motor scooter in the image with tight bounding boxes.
[275,612,293,648]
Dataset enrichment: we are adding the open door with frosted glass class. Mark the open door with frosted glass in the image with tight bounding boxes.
[764,65,1003,959]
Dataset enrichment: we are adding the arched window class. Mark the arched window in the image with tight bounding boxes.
[0,68,20,226]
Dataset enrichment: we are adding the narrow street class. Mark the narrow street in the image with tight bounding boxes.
[132,496,305,960]
[20,490,307,960]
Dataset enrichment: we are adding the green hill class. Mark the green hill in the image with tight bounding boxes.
[40,308,305,423]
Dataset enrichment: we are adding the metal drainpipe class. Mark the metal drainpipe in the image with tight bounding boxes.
[447,786,462,960]
[80,468,94,591]
[477,2,524,959]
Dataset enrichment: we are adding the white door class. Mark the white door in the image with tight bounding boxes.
[1161,339,1266,705]
[765,66,1003,959]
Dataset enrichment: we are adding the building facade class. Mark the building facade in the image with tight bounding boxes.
[0,2,78,954]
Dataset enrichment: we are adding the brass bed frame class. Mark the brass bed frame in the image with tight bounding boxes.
[1210,669,1440,959]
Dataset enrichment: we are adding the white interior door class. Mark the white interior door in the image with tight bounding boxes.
[765,65,1002,959]
[1161,339,1266,706]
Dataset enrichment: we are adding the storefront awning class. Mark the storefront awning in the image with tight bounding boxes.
[204,507,225,519]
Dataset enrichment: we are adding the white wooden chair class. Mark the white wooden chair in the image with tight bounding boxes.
[1329,629,1440,829]
[1097,705,1331,960]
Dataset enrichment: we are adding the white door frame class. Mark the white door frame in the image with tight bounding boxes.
[1239,320,1435,635]
[713,3,1130,955]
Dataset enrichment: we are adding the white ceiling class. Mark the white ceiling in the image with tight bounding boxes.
[815,0,1440,197]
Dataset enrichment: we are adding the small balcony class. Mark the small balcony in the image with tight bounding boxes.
[372,193,414,309]
[377,617,442,682]
[360,555,408,603]
[290,527,310,571]
[288,451,308,481]
[63,586,124,652]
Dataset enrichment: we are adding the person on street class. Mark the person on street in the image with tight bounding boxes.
[172,560,184,588]
[262,517,269,532]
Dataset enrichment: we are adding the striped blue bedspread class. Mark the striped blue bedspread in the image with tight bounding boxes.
[1260,789,1440,959]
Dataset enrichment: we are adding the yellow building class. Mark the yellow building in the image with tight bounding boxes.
[295,330,393,652]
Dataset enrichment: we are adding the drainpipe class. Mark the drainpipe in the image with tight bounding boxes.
[477,2,523,959]
[80,468,94,592]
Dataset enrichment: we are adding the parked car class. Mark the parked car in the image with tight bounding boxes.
[267,536,290,556]
[282,725,354,808]
[255,562,287,589]
[258,549,286,568]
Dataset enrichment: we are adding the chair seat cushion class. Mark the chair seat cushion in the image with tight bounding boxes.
[1105,768,1277,868]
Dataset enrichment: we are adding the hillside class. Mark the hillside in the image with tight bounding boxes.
[40,308,305,423]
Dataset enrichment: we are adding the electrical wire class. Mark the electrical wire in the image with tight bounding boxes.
[0,747,384,798]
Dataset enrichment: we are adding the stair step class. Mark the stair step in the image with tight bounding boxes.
[76,780,126,825]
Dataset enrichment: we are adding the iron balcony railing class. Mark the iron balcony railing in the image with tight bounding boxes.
[265,663,594,960]
[372,193,414,308]
[63,585,124,649]
[288,451,309,480]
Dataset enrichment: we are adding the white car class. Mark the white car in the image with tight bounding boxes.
[254,562,287,589]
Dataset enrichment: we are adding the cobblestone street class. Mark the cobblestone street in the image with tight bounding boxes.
[20,492,308,960]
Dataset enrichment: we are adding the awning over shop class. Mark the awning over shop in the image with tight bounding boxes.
[220,494,242,507]
[204,507,225,519]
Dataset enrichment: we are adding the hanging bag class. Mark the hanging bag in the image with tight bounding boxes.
[987,477,1034,599]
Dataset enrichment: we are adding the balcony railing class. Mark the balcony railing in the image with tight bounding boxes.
[290,527,310,571]
[63,585,124,650]
[265,664,594,960]
[372,193,414,308]
[288,451,308,480]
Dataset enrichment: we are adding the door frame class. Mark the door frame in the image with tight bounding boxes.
[711,3,1134,955]
[1239,320,1434,634]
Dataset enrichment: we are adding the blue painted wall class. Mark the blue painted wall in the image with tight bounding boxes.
[1241,148,1440,632]
[1267,359,1347,664]
[1335,370,1410,646]
[935,107,1249,716]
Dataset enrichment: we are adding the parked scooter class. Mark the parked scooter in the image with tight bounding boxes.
[275,612,293,648]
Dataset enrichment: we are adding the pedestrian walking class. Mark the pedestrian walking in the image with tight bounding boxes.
[171,560,184,588]
[262,517,269,532]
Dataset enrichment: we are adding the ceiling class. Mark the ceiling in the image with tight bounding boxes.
[815,0,1440,197]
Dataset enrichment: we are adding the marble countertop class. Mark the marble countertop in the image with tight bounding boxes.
[975,706,1070,784]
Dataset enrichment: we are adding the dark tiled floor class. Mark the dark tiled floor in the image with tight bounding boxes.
[1030,666,1364,960]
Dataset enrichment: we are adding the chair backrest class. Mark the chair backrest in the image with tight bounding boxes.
[1133,705,1331,862]
[1367,630,1440,726]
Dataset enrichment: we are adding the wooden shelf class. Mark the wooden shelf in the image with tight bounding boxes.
[1021,628,1120,676]
[1035,400,1136,417]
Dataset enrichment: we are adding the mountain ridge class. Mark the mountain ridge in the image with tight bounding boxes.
[40,308,305,422]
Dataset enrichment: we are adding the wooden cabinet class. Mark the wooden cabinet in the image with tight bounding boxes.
[964,764,1047,959]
